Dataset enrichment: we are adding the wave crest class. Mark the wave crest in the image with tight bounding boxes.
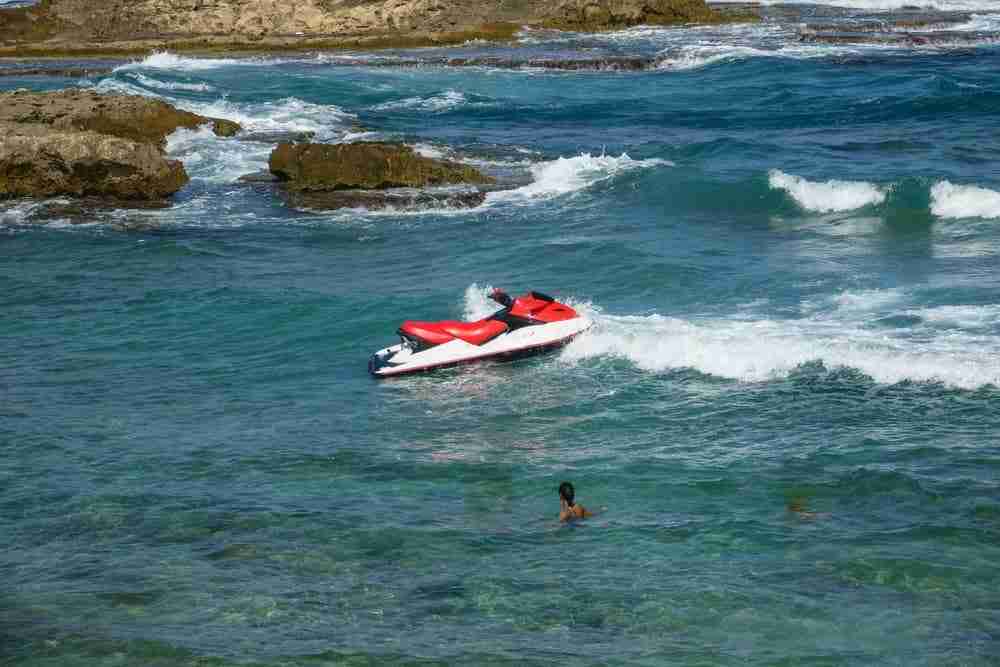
[488,153,672,203]
[769,169,887,212]
[114,51,251,72]
[930,181,1000,219]
[561,311,1000,389]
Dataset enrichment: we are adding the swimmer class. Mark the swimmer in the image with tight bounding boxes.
[787,496,828,520]
[558,481,593,522]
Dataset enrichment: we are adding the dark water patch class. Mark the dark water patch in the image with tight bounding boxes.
[318,55,659,71]
[799,30,1000,48]
[0,66,112,77]
[834,468,935,500]
[206,543,262,561]
[833,556,981,595]
[870,313,923,328]
[94,589,167,608]
[973,503,1000,521]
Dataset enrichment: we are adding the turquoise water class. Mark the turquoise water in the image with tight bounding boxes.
[3,9,1000,665]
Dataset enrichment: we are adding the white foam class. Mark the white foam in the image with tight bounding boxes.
[561,310,1000,389]
[769,169,887,213]
[930,181,1000,219]
[487,153,672,203]
[462,283,501,321]
[0,200,46,224]
[657,46,779,70]
[411,143,448,159]
[913,304,1000,329]
[370,90,469,112]
[114,51,253,72]
[126,72,215,93]
[187,97,355,141]
[830,288,907,313]
[165,126,273,183]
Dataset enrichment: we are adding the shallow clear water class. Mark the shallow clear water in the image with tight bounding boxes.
[3,6,1000,665]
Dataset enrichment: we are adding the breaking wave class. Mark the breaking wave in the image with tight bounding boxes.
[930,181,1000,219]
[488,153,673,203]
[453,283,1000,390]
[561,309,1000,389]
[113,51,256,72]
[769,170,887,212]
[165,126,274,183]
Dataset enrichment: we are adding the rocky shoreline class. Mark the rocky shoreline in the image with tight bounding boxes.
[0,0,756,58]
[0,89,504,216]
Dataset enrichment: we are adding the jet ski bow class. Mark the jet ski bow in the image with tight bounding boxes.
[369,289,592,377]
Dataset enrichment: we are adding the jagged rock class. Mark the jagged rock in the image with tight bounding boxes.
[238,170,280,183]
[0,90,241,146]
[0,123,189,199]
[269,142,494,191]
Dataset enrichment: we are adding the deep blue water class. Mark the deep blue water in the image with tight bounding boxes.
[3,9,1000,665]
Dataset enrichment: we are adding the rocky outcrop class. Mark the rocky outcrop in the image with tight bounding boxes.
[0,123,188,199]
[269,142,494,191]
[0,0,750,56]
[0,90,241,200]
[0,90,240,147]
[542,0,717,29]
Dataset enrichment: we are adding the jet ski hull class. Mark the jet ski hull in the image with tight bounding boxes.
[369,316,591,377]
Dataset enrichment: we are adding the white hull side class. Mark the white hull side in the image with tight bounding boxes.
[370,317,591,377]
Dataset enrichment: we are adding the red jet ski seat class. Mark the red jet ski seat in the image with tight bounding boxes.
[400,319,509,347]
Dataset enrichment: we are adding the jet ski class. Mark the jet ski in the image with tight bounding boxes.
[369,289,592,377]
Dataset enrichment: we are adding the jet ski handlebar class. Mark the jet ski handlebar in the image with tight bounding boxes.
[489,288,514,308]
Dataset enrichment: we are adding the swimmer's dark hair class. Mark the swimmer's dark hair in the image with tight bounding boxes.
[558,481,575,507]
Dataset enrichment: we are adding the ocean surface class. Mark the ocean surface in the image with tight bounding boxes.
[3,3,1000,664]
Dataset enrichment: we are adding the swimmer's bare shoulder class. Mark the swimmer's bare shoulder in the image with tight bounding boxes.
[559,504,593,522]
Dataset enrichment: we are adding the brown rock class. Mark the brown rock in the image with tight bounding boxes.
[542,0,717,29]
[0,90,241,147]
[0,123,189,199]
[269,142,494,191]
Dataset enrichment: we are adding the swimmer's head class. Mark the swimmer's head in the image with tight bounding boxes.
[558,481,575,507]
